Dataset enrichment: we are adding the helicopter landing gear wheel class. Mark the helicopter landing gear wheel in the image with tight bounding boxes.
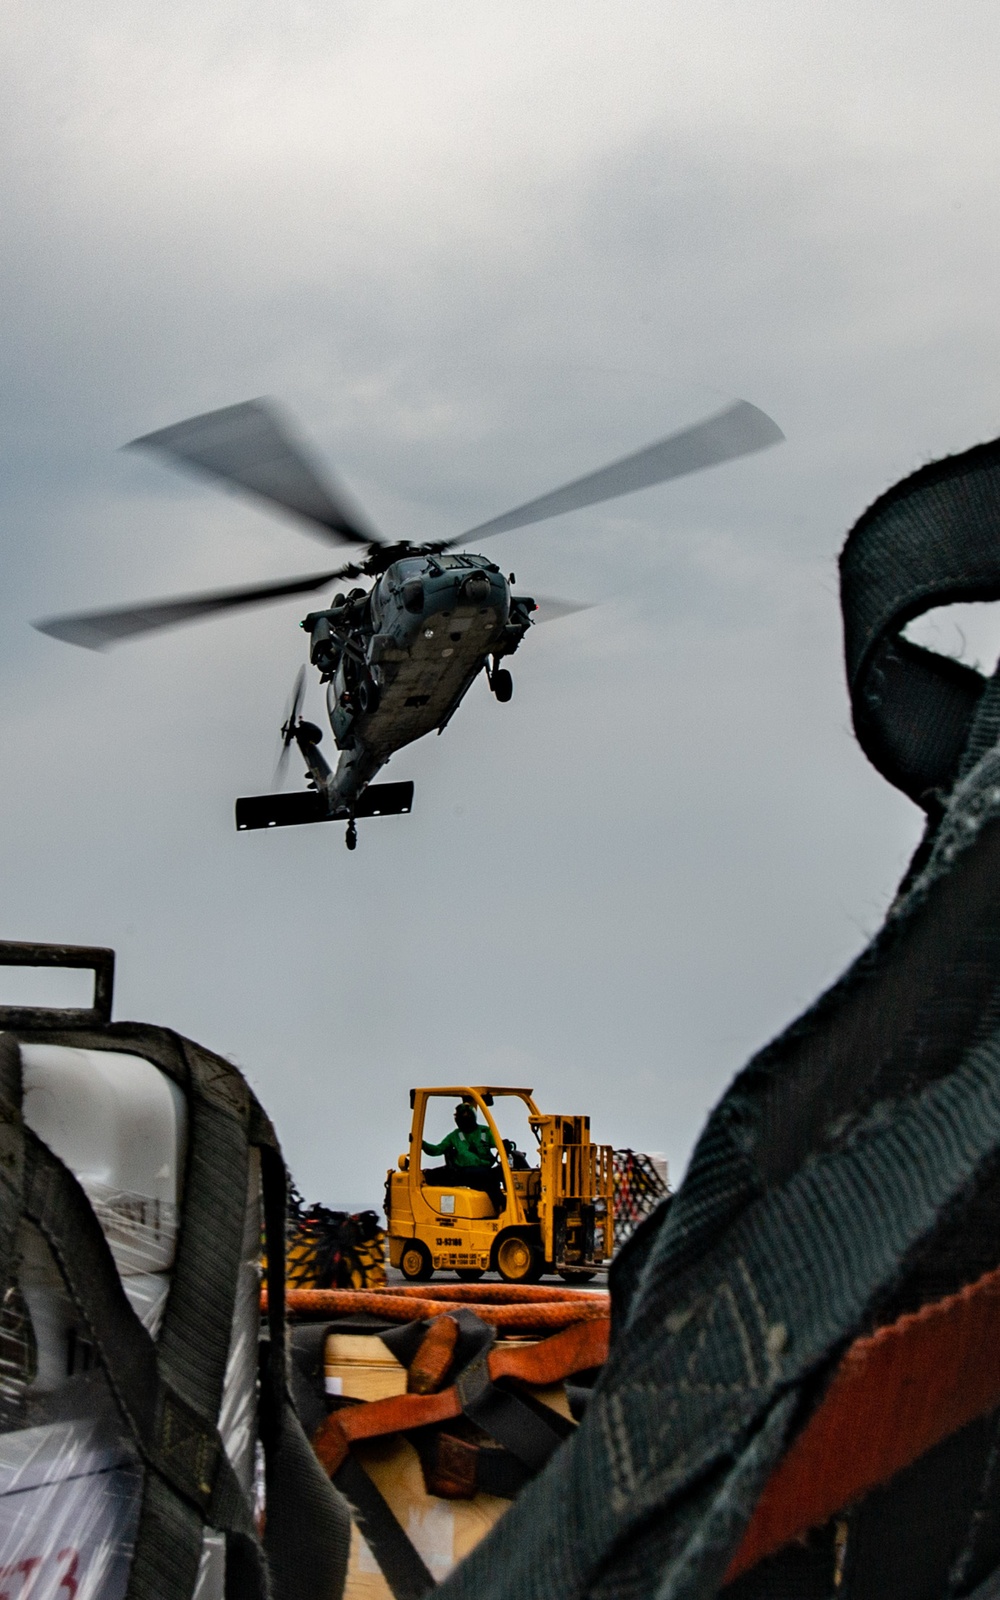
[345,820,357,851]
[357,676,381,716]
[496,1234,543,1284]
[399,1241,433,1282]
[455,1268,484,1282]
[492,668,513,703]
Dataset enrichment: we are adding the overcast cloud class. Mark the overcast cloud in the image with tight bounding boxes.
[2,0,1000,1204]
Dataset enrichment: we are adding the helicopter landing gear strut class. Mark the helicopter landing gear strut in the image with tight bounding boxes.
[489,659,513,703]
[345,819,357,851]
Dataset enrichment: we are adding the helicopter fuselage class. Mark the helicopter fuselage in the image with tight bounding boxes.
[298,552,535,816]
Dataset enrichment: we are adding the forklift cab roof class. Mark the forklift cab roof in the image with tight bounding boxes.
[408,1086,537,1110]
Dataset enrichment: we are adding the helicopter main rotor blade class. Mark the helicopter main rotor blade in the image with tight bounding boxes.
[451,400,784,546]
[528,596,593,624]
[33,566,354,650]
[128,399,380,549]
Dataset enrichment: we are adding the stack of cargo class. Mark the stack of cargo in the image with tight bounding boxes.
[281,1284,610,1596]
[286,1193,388,1291]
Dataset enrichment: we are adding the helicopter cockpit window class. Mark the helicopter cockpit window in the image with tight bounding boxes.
[434,555,473,570]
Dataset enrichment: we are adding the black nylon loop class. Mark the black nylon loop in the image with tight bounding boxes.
[840,435,1000,807]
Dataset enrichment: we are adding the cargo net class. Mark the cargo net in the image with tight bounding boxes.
[613,1150,670,1250]
[285,1186,387,1290]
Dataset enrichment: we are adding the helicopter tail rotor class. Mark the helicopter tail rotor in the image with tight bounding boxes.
[274,665,307,787]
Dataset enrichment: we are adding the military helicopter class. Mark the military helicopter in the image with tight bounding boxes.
[35,397,783,847]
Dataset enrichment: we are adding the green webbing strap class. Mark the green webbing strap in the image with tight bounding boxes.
[430,436,1000,1600]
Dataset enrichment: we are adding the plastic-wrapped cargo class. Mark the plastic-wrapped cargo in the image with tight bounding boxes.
[0,940,349,1600]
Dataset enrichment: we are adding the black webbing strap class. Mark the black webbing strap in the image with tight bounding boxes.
[290,1322,334,1438]
[17,1025,266,1599]
[335,1455,435,1600]
[386,1307,574,1471]
[413,1428,532,1502]
[468,1442,532,1499]
[455,1348,573,1471]
[0,1036,22,1303]
[257,1138,352,1600]
[969,1556,1000,1600]
[19,1122,261,1592]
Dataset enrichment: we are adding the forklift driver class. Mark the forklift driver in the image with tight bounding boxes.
[422,1101,505,1213]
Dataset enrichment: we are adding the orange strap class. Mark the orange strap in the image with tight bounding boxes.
[409,1316,460,1394]
[311,1314,609,1476]
[276,1287,608,1331]
[314,1388,462,1473]
[490,1317,608,1384]
[727,1260,1000,1584]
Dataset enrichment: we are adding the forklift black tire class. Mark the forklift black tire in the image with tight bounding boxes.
[559,1270,597,1284]
[455,1268,484,1282]
[492,669,513,703]
[495,1233,543,1284]
[399,1241,433,1282]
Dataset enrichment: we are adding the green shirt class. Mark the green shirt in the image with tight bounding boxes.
[422,1123,497,1168]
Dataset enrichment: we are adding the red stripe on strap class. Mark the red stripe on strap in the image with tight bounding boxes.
[727,1260,1000,1584]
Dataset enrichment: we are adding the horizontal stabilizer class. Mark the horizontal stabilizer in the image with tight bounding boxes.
[354,781,415,818]
[235,780,414,832]
[236,791,328,830]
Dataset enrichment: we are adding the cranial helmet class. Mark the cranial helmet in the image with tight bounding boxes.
[454,1102,476,1129]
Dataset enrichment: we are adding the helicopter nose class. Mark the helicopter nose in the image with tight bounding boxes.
[461,572,491,604]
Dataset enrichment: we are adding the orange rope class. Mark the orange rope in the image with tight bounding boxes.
[268,1286,609,1330]
[376,1283,606,1304]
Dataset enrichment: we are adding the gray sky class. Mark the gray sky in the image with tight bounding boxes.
[3,0,1000,1205]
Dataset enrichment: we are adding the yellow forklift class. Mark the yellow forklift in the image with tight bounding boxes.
[385,1086,614,1283]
